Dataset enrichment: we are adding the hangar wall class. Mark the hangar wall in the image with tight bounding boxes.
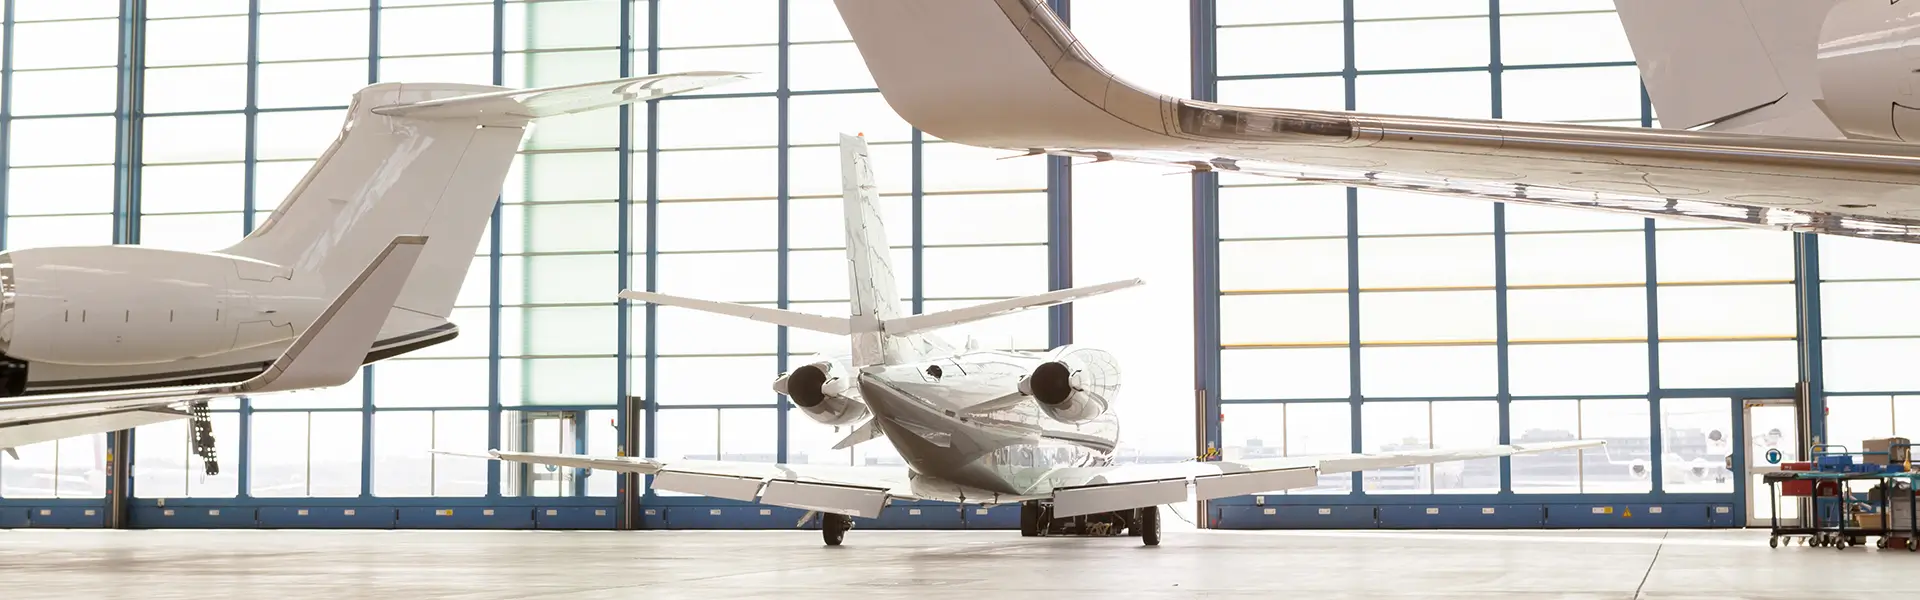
[0,0,1915,531]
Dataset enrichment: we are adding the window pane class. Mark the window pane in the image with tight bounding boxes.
[11,117,116,166]
[1362,401,1430,494]
[922,142,1046,193]
[922,193,1046,246]
[788,143,912,196]
[1659,341,1798,389]
[1220,293,1347,346]
[1655,229,1793,282]
[922,245,1048,298]
[143,114,247,164]
[1221,404,1287,462]
[499,253,618,305]
[1359,291,1493,343]
[371,359,489,407]
[141,213,245,251]
[9,166,115,216]
[499,202,620,254]
[380,4,494,56]
[1826,396,1893,458]
[502,358,616,406]
[1511,399,1579,493]
[1657,284,1796,338]
[1508,343,1648,396]
[787,247,916,303]
[657,148,777,200]
[1221,348,1350,400]
[141,164,244,215]
[1218,76,1347,111]
[1822,282,1920,337]
[504,0,621,50]
[1218,0,1343,25]
[1502,66,1644,122]
[250,412,312,497]
[656,251,776,302]
[657,46,779,95]
[12,68,118,115]
[1356,71,1491,119]
[1222,239,1349,290]
[786,194,911,249]
[502,49,622,90]
[372,411,432,496]
[1358,189,1491,236]
[258,60,370,109]
[1662,397,1735,493]
[1358,236,1494,287]
[7,214,115,249]
[787,92,913,146]
[13,19,120,69]
[504,152,621,203]
[1500,12,1635,65]
[1433,401,1501,494]
[657,305,776,355]
[1820,235,1920,280]
[256,110,349,160]
[1360,346,1497,397]
[1507,287,1646,340]
[2,441,55,498]
[653,356,777,406]
[1505,232,1645,285]
[1219,185,1347,240]
[378,54,495,85]
[144,65,247,113]
[1582,399,1652,493]
[1825,339,1920,392]
[1354,17,1489,71]
[1288,402,1353,493]
[1505,202,1646,233]
[789,42,876,91]
[1218,23,1344,76]
[656,200,777,252]
[259,11,371,61]
[147,16,248,67]
[433,411,489,496]
[500,305,618,356]
[133,420,188,498]
[924,298,1049,350]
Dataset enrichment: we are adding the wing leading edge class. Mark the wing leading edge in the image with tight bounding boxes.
[833,0,1920,243]
[0,235,429,450]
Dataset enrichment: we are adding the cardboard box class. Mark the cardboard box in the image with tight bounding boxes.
[1864,437,1911,466]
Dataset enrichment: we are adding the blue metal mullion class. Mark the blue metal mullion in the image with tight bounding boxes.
[1045,0,1072,349]
[242,0,259,233]
[1796,234,1825,445]
[112,0,145,246]
[360,0,388,501]
[775,0,790,463]
[1640,81,1665,496]
[910,128,924,315]
[1190,0,1220,474]
[485,0,504,499]
[1342,0,1362,495]
[643,0,661,484]
[1489,0,1512,495]
[0,0,12,250]
[614,0,635,513]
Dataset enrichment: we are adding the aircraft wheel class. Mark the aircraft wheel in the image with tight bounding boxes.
[1140,505,1160,547]
[1769,536,1779,548]
[822,513,851,546]
[1019,502,1039,537]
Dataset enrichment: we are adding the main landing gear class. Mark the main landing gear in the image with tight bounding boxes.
[1020,500,1161,546]
[822,512,853,546]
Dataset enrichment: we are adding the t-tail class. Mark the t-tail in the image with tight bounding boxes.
[619,133,1143,367]
[220,73,746,321]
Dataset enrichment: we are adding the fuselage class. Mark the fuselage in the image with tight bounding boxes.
[0,245,455,397]
[836,346,1120,503]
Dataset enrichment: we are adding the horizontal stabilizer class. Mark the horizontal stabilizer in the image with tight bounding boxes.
[619,290,852,335]
[881,278,1143,336]
[372,72,750,120]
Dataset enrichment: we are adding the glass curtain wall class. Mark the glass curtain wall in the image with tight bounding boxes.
[0,0,1060,508]
[1212,0,1779,499]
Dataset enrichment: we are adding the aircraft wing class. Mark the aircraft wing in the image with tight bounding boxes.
[833,0,1920,242]
[470,450,917,519]
[0,236,427,450]
[1031,439,1603,518]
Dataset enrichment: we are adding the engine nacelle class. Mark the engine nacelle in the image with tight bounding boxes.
[1816,0,1920,140]
[0,246,323,366]
[1018,346,1121,424]
[773,360,869,426]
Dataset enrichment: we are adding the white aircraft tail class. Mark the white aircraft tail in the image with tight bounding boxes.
[220,73,745,318]
[618,133,1140,367]
[1613,0,1843,137]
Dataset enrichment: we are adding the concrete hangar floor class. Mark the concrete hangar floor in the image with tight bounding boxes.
[0,526,1904,599]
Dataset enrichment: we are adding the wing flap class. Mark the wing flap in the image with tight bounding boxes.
[760,480,890,519]
[1192,467,1318,502]
[654,470,767,502]
[1052,478,1188,518]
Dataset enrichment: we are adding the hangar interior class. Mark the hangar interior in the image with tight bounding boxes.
[0,0,1914,533]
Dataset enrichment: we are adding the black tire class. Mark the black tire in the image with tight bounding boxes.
[1019,502,1039,537]
[1769,536,1779,548]
[822,513,850,546]
[1140,505,1161,547]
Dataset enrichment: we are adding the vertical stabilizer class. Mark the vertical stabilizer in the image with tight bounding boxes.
[840,134,908,366]
[1614,0,1844,138]
[221,73,744,320]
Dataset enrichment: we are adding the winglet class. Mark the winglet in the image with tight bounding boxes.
[238,235,428,393]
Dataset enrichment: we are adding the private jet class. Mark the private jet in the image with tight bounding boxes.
[0,72,746,469]
[450,134,1603,546]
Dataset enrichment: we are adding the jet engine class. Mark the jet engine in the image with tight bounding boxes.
[1816,0,1920,140]
[1018,346,1121,424]
[773,360,869,426]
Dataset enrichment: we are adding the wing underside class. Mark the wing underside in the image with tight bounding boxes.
[833,0,1920,243]
[481,450,916,519]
